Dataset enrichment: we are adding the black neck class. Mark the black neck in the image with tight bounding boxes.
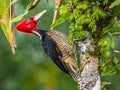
[38,29,48,36]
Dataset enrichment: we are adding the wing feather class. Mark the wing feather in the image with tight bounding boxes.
[40,30,78,80]
[41,35,68,73]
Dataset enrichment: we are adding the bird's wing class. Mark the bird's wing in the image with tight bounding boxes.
[55,46,78,81]
[41,35,69,74]
[41,31,78,80]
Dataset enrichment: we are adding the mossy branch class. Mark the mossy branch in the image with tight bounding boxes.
[51,0,120,90]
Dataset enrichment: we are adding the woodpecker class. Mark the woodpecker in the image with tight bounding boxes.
[16,10,78,80]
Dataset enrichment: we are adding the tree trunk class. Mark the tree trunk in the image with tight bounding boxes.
[75,33,101,90]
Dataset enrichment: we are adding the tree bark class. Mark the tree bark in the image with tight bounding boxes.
[75,33,101,90]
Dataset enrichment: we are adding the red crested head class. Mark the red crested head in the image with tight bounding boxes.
[16,17,38,33]
[16,10,46,34]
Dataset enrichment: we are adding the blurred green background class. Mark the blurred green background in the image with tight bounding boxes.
[0,0,120,90]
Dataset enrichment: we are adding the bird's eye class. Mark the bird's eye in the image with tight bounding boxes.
[26,19,32,23]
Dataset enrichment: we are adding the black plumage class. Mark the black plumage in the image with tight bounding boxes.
[36,29,78,80]
[41,33,68,73]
